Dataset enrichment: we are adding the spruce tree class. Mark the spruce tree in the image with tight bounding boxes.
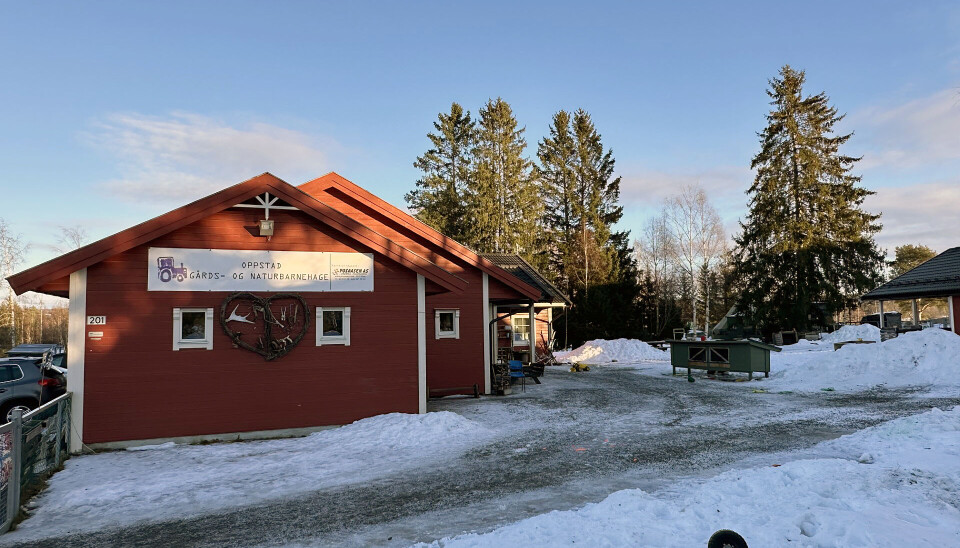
[569,109,624,296]
[537,109,624,298]
[468,98,540,259]
[537,110,577,293]
[735,66,883,333]
[405,103,475,242]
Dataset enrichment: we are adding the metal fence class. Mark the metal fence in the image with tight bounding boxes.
[0,393,71,534]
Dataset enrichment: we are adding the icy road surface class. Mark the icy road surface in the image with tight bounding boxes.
[3,361,957,548]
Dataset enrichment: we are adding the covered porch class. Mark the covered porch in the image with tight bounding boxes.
[481,253,571,392]
[861,247,959,336]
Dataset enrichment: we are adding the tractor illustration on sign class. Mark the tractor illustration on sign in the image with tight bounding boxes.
[157,256,188,283]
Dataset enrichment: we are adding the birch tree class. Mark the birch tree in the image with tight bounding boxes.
[55,224,90,253]
[636,214,677,337]
[662,185,724,334]
[0,219,27,348]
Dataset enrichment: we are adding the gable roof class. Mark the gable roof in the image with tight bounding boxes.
[480,253,571,305]
[8,173,467,297]
[298,172,541,301]
[862,246,960,301]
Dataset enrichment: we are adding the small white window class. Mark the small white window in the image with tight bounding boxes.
[512,314,531,346]
[434,309,460,339]
[316,307,351,346]
[173,308,214,350]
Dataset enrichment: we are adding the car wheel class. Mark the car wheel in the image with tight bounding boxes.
[2,402,37,423]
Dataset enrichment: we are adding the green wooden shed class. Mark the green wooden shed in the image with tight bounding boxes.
[669,339,781,380]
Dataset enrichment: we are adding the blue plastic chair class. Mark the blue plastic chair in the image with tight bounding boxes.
[508,360,525,392]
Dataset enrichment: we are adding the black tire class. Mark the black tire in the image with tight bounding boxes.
[159,269,172,282]
[708,529,748,548]
[1,400,38,423]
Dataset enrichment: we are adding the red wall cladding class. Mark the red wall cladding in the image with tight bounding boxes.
[81,208,419,444]
[309,188,526,396]
[954,296,960,336]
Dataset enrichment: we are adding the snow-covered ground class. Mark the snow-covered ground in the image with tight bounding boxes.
[766,328,960,393]
[560,326,960,395]
[5,327,959,547]
[3,412,493,542]
[421,406,960,548]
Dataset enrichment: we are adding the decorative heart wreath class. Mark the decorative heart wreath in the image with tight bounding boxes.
[219,292,310,361]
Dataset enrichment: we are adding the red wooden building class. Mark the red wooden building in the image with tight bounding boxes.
[8,173,567,451]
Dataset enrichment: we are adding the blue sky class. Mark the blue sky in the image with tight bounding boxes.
[2,1,959,272]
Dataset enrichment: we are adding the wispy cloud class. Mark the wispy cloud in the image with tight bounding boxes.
[865,180,960,253]
[851,88,960,170]
[619,165,752,240]
[620,165,751,209]
[84,112,343,202]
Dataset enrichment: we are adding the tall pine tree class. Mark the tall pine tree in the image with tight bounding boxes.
[538,109,624,298]
[569,109,624,297]
[537,110,577,293]
[468,98,540,259]
[735,66,883,333]
[538,109,637,345]
[405,103,476,243]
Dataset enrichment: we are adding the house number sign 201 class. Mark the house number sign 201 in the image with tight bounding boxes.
[87,316,107,325]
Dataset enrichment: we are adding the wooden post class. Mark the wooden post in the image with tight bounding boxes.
[878,300,885,328]
[528,303,536,364]
[482,273,491,395]
[949,296,956,335]
[911,299,919,326]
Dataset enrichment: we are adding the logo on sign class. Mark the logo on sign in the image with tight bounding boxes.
[332,266,371,281]
[157,256,188,283]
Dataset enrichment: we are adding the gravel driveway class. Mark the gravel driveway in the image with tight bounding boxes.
[6,364,957,548]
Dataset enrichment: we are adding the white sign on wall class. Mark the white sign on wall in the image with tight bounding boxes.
[147,248,374,292]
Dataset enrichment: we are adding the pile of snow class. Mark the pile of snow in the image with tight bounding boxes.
[778,324,881,353]
[421,407,960,547]
[555,338,667,364]
[818,323,881,344]
[5,412,493,541]
[769,328,960,392]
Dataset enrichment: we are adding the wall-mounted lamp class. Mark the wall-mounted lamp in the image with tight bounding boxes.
[258,219,275,237]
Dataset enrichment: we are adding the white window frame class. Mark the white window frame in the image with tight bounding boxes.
[434,309,460,339]
[173,308,214,351]
[512,314,531,347]
[316,306,351,346]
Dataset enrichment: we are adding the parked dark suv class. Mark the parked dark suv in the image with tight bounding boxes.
[5,343,66,368]
[0,358,67,423]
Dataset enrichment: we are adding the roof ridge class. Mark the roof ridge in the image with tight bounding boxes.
[9,173,468,295]
[298,173,541,301]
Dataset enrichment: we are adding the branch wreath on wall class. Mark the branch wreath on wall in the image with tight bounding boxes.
[220,292,310,360]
